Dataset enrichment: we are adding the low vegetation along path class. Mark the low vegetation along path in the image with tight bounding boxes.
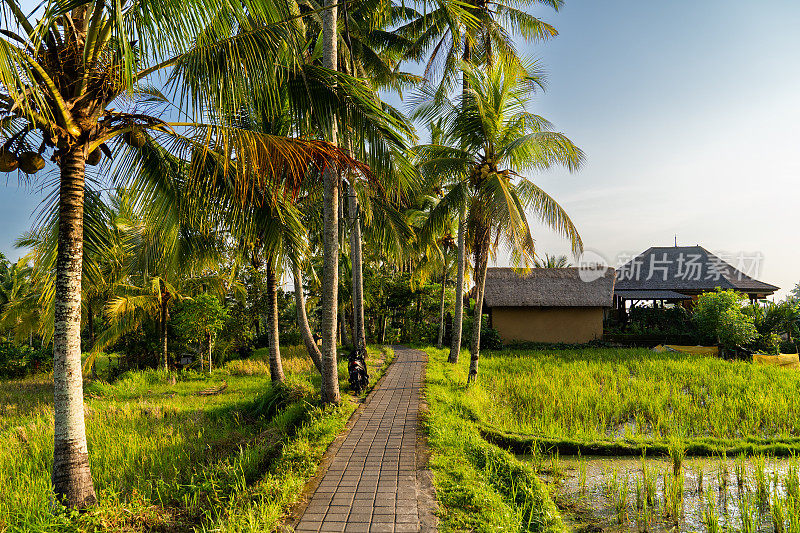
[293,346,435,532]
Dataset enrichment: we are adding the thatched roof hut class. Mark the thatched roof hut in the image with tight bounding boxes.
[484,267,616,308]
[483,267,616,345]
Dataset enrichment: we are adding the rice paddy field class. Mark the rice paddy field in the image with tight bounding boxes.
[538,452,800,532]
[456,347,800,451]
[423,346,800,532]
[0,345,393,532]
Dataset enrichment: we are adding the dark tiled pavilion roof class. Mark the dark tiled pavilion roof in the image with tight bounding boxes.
[615,246,778,296]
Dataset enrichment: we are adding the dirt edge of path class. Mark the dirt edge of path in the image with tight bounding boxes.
[416,348,439,532]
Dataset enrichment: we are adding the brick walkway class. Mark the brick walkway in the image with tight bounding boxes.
[293,347,432,533]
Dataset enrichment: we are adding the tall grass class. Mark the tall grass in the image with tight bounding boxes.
[0,345,394,532]
[450,347,800,450]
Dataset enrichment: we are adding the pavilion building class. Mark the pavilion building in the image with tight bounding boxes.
[614,245,779,310]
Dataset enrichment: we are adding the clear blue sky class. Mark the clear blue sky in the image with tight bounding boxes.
[523,0,800,299]
[2,0,799,297]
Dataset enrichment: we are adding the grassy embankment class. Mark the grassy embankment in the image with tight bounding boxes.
[0,345,393,532]
[424,347,566,533]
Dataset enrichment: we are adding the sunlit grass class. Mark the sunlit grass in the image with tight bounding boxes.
[452,347,800,444]
[0,345,394,532]
[424,347,566,533]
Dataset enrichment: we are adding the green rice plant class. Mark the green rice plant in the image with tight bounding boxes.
[440,347,800,451]
[549,450,563,480]
[695,459,705,493]
[735,453,748,492]
[787,457,800,501]
[528,441,543,473]
[578,454,587,496]
[606,467,620,499]
[752,453,768,507]
[738,494,756,533]
[702,491,720,533]
[664,469,684,524]
[788,495,800,533]
[635,477,644,512]
[613,472,629,525]
[772,496,787,533]
[642,460,657,507]
[638,498,652,533]
[719,452,729,492]
[669,439,685,477]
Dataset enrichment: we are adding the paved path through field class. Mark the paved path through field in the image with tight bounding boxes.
[293,346,435,533]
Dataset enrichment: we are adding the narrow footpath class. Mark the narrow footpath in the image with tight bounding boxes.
[293,346,435,533]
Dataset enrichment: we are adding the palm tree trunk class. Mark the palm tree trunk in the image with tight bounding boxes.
[437,264,448,349]
[160,297,169,371]
[266,259,285,385]
[348,180,367,351]
[292,261,323,373]
[339,306,352,348]
[321,0,341,404]
[52,148,96,508]
[468,225,490,383]
[449,210,466,363]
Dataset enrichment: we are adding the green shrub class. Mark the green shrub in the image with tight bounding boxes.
[694,289,757,351]
[609,305,699,339]
[462,314,503,350]
[0,342,50,378]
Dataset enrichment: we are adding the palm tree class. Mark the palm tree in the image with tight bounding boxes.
[91,189,226,371]
[337,0,421,354]
[292,258,323,372]
[311,0,418,397]
[534,253,571,268]
[0,1,361,506]
[236,195,309,386]
[0,256,39,343]
[416,63,584,382]
[319,0,342,405]
[435,235,456,348]
[400,0,563,364]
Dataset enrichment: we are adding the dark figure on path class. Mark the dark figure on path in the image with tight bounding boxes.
[348,346,369,394]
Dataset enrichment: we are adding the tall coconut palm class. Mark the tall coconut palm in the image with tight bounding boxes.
[91,188,226,370]
[416,62,584,381]
[400,0,564,364]
[237,194,310,385]
[0,0,363,506]
[295,0,419,358]
[320,0,343,404]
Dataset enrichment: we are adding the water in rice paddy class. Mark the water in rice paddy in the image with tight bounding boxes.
[526,454,800,532]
